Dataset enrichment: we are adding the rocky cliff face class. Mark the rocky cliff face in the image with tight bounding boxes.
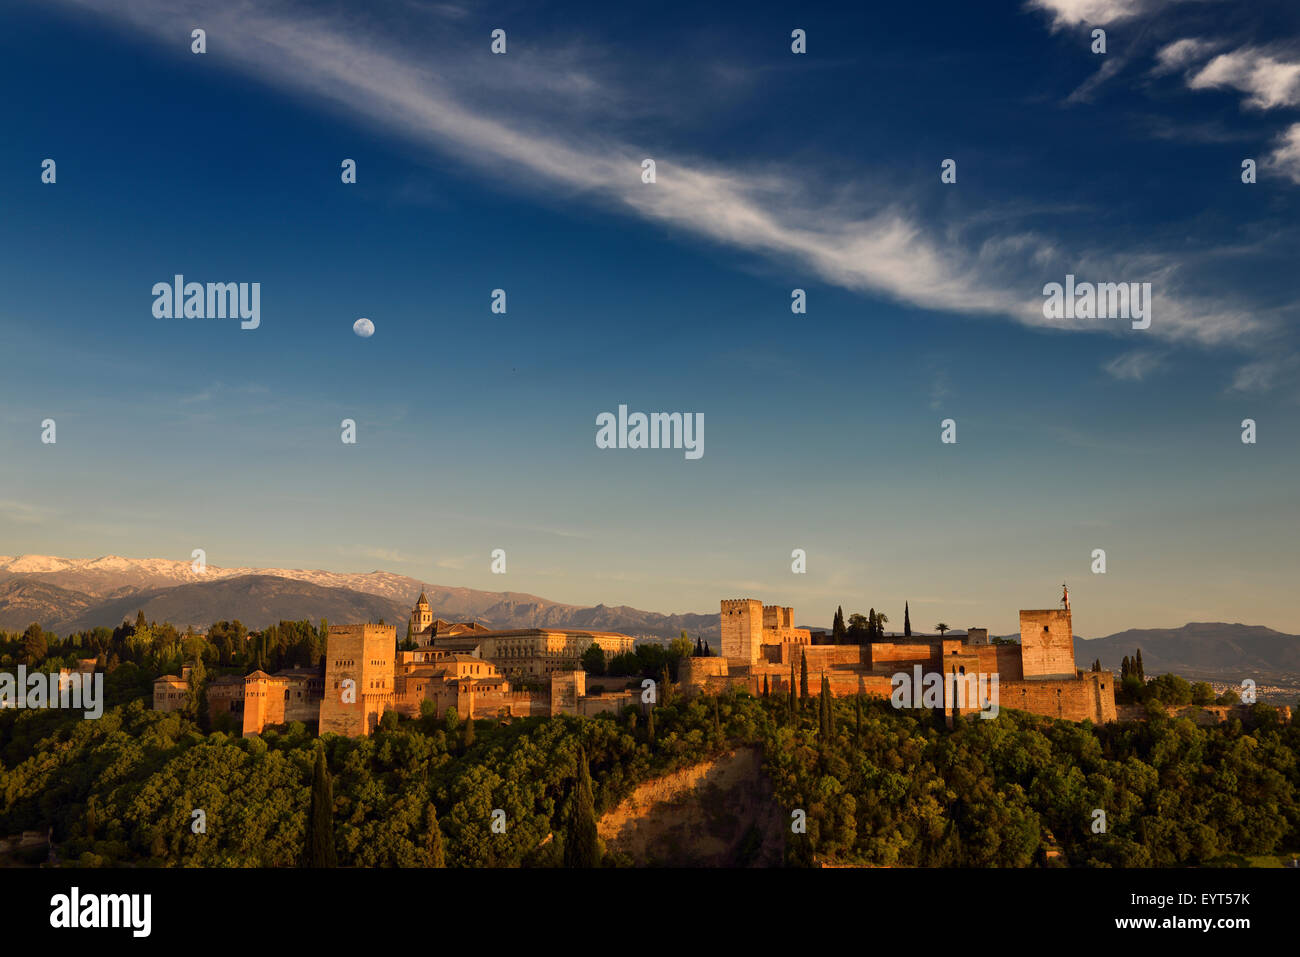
[597,746,784,866]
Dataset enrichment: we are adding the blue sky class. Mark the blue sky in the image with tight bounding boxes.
[1,0,1298,636]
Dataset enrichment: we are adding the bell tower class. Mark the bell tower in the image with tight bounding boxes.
[411,590,433,643]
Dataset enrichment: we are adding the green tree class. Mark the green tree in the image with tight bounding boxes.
[186,657,208,727]
[799,650,809,707]
[832,606,846,644]
[306,745,337,868]
[563,746,600,867]
[1135,648,1145,681]
[424,803,445,867]
[903,601,912,637]
[713,698,723,739]
[762,674,770,698]
[818,674,832,739]
[666,636,693,673]
[580,643,606,675]
[935,623,950,638]
[22,623,47,664]
[463,716,475,750]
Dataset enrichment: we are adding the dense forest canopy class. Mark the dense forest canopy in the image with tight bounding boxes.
[1,662,1295,867]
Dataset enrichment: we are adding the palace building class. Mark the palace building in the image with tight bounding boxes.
[155,594,640,737]
[681,587,1118,725]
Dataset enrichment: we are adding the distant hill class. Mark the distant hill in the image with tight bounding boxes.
[0,578,99,632]
[1077,623,1300,679]
[0,555,718,638]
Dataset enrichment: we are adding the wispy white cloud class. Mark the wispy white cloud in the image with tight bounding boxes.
[0,500,55,525]
[1067,57,1126,103]
[1187,47,1300,110]
[52,0,1282,361]
[1265,122,1300,184]
[1103,349,1166,381]
[348,546,415,564]
[1228,355,1300,394]
[1025,0,1170,30]
[1151,37,1218,75]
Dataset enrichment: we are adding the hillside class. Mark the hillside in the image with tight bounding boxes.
[1077,623,1300,679]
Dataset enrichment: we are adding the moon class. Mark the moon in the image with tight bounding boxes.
[353,317,374,338]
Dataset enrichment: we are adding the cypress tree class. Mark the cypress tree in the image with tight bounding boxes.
[868,608,877,641]
[788,663,797,715]
[762,673,770,698]
[713,698,722,738]
[647,707,655,744]
[563,746,601,868]
[832,606,846,644]
[463,715,475,750]
[660,664,672,705]
[818,674,830,738]
[799,650,809,707]
[1135,648,1145,681]
[424,803,445,868]
[854,696,862,740]
[904,602,912,638]
[306,744,337,868]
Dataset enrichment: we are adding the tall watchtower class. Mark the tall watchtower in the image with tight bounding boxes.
[720,599,763,664]
[1019,609,1076,679]
[321,623,396,736]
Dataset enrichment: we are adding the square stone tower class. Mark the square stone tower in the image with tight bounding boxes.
[1019,609,1076,679]
[321,623,396,736]
[720,599,763,664]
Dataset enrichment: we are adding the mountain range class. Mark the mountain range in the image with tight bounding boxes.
[0,555,719,639]
[0,557,1296,680]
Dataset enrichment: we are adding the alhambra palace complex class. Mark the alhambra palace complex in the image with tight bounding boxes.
[154,589,1117,735]
[680,595,1115,724]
